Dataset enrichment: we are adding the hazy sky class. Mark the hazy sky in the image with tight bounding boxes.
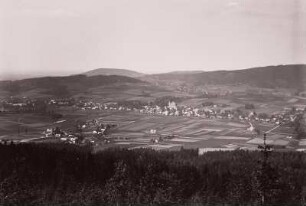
[0,0,305,78]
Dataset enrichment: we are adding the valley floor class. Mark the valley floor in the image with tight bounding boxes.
[0,108,303,153]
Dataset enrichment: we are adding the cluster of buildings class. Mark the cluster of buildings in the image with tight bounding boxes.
[42,127,80,144]
[0,97,38,113]
[0,97,76,113]
[75,99,306,127]
[138,102,236,119]
[48,98,75,106]
[42,118,116,145]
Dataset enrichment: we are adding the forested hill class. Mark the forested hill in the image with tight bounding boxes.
[0,74,143,97]
[0,143,305,205]
[83,68,144,78]
[147,64,306,89]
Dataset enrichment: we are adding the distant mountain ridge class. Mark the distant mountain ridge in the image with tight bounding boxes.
[164,70,204,74]
[146,64,306,89]
[83,68,144,78]
[1,65,306,97]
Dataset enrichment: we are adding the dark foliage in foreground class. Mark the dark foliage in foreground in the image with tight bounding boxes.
[0,143,305,205]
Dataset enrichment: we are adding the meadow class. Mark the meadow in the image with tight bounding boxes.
[1,85,305,152]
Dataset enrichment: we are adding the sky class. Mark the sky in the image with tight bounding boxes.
[0,0,305,79]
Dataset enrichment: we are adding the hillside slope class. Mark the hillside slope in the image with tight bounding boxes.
[0,75,143,97]
[146,65,306,89]
[83,68,144,78]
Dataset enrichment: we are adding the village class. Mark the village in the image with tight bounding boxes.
[1,95,306,153]
[2,95,305,126]
[75,98,305,127]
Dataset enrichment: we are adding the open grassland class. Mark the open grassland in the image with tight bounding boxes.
[0,113,53,141]
[70,111,268,151]
[77,83,192,103]
[0,108,298,151]
[1,89,303,151]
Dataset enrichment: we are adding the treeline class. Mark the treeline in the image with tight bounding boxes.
[0,75,142,96]
[0,143,305,205]
[292,113,306,139]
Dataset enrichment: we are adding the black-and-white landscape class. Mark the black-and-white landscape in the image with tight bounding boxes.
[0,0,306,205]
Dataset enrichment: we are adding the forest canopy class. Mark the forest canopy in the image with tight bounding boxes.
[0,143,305,205]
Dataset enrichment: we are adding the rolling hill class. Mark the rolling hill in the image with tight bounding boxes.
[0,74,144,97]
[145,64,306,89]
[2,64,306,98]
[83,68,144,78]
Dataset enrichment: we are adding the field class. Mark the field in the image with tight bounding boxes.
[1,84,306,152]
[0,104,302,152]
[77,83,193,103]
[0,113,54,141]
[55,109,299,152]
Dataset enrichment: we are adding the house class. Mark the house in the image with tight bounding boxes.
[168,101,177,110]
[247,122,255,132]
[44,128,53,137]
[0,105,8,113]
[150,129,157,134]
[293,104,306,111]
[163,110,169,116]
